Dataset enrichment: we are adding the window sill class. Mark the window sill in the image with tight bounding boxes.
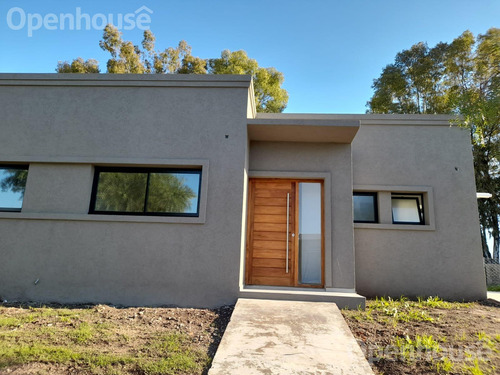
[0,212,205,224]
[354,222,435,231]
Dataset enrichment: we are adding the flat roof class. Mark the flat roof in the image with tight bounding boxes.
[0,73,253,88]
[254,113,455,126]
[247,113,457,143]
[0,74,456,143]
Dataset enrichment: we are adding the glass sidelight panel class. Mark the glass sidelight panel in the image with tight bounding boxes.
[298,183,322,285]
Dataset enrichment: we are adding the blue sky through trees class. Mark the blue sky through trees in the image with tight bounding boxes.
[0,0,497,113]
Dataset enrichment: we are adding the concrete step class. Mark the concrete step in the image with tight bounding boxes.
[209,298,374,374]
[239,286,365,309]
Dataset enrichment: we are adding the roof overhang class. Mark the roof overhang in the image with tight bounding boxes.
[248,116,360,143]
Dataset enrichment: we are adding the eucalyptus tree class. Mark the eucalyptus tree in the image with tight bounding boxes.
[57,25,288,113]
[368,28,500,260]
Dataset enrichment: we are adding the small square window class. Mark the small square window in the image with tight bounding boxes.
[392,194,424,225]
[89,167,202,217]
[0,165,29,212]
[353,192,378,223]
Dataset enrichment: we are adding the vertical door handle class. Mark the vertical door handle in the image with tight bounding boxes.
[286,193,290,273]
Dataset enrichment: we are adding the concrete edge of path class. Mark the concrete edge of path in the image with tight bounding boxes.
[487,291,500,303]
[209,298,374,375]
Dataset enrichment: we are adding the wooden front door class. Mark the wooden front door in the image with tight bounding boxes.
[245,178,324,287]
[246,179,295,286]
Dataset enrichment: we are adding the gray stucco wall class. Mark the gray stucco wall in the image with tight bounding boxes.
[248,141,355,290]
[0,75,486,306]
[352,123,486,301]
[0,74,251,307]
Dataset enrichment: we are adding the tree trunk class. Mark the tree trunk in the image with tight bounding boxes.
[481,225,491,259]
[493,214,500,262]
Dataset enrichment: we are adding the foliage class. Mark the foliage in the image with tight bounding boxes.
[369,41,449,114]
[56,58,100,73]
[97,25,194,74]
[462,359,487,375]
[208,50,288,112]
[0,344,81,367]
[434,356,454,373]
[70,322,94,344]
[0,316,32,328]
[368,28,500,260]
[345,296,470,327]
[417,296,455,309]
[140,333,209,374]
[343,298,499,375]
[476,331,499,353]
[392,335,441,362]
[368,296,433,323]
[370,296,462,311]
[57,24,288,112]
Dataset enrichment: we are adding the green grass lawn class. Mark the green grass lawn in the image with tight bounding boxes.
[0,303,230,375]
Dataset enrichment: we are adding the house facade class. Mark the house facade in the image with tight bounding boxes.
[0,74,486,308]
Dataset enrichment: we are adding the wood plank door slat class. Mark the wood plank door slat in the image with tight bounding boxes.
[246,179,295,286]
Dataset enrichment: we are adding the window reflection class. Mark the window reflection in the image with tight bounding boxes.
[91,168,201,216]
[0,166,28,211]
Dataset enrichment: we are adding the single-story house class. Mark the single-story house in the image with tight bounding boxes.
[0,74,486,309]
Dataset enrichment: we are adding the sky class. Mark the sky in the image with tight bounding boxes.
[0,0,498,114]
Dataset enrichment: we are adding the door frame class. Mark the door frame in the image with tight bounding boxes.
[245,177,325,288]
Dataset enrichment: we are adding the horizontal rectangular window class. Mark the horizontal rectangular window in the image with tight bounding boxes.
[89,167,202,217]
[0,165,29,212]
[392,194,424,225]
[353,192,378,223]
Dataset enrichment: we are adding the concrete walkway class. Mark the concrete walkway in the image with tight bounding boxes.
[209,299,374,375]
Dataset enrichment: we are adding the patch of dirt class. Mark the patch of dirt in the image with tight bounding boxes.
[342,299,500,375]
[0,302,234,375]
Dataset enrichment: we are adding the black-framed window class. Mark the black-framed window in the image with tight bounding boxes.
[0,165,29,212]
[89,167,202,217]
[391,194,424,225]
[353,192,378,223]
